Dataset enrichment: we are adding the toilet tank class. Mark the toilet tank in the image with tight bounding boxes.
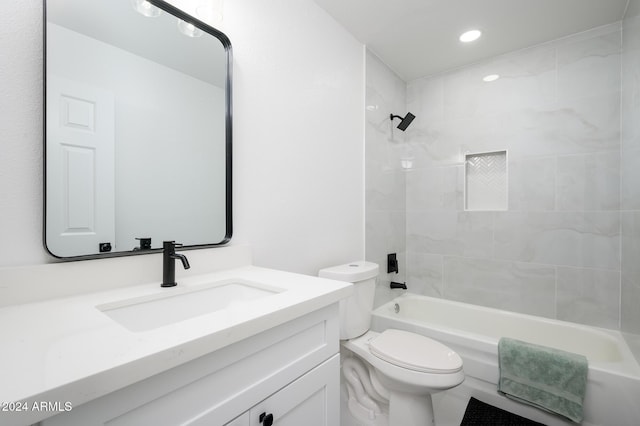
[318,261,379,339]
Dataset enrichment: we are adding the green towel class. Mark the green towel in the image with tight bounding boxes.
[498,337,588,423]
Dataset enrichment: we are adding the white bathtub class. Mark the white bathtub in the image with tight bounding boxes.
[371,294,640,426]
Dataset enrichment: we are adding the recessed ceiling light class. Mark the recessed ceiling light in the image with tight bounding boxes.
[459,30,482,43]
[483,74,500,82]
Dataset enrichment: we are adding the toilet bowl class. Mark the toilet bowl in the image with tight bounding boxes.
[343,330,463,425]
[318,262,464,426]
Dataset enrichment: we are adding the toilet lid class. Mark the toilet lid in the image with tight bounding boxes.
[369,329,463,374]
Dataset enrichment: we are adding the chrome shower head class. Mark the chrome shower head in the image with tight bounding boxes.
[390,112,416,131]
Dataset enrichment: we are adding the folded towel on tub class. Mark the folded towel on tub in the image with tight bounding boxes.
[498,337,588,423]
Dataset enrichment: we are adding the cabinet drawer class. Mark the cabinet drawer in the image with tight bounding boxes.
[42,304,339,426]
[248,354,339,426]
[225,412,249,426]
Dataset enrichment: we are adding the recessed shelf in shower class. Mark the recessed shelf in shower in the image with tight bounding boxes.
[464,150,508,211]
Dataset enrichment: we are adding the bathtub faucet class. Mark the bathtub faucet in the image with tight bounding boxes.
[390,281,407,290]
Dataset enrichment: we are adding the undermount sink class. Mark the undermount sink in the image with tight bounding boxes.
[97,279,284,332]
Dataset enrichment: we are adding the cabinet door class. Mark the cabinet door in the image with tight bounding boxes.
[225,412,250,426]
[249,354,339,426]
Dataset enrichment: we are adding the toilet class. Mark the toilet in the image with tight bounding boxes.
[319,261,464,426]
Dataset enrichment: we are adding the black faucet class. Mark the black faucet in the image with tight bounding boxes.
[162,241,190,287]
[390,281,407,290]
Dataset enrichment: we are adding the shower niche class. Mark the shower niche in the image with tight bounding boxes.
[464,150,508,211]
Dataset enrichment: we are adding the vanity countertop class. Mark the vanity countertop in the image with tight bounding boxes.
[0,265,351,425]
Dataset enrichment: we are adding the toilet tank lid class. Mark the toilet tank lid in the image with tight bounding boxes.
[318,261,379,282]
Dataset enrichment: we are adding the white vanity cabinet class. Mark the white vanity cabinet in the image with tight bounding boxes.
[225,413,250,426]
[225,355,339,426]
[247,355,339,426]
[41,304,340,426]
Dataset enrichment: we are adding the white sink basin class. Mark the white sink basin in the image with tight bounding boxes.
[97,280,283,332]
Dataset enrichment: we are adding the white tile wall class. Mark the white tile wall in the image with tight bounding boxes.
[622,12,640,337]
[407,211,494,259]
[508,156,556,211]
[493,211,620,269]
[442,257,556,318]
[556,266,620,329]
[556,152,620,211]
[365,51,408,306]
[622,212,640,333]
[366,21,637,331]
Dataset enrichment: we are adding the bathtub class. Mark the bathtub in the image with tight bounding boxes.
[371,294,640,426]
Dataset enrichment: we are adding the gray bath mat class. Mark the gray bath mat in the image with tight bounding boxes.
[460,397,546,426]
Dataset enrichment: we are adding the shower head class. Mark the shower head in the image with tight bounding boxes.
[390,112,416,131]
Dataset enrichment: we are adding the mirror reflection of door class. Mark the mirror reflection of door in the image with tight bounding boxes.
[46,76,115,255]
[44,0,232,258]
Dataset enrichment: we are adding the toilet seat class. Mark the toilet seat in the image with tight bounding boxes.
[342,330,465,391]
[369,329,463,374]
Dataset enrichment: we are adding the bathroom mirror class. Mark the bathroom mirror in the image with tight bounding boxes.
[44,0,232,259]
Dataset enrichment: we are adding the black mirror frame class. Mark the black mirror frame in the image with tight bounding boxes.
[42,0,233,260]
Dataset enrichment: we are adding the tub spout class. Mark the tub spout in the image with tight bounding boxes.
[390,281,407,290]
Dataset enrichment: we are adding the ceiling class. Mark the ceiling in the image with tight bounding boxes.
[312,0,630,81]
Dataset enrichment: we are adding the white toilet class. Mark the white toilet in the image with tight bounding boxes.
[319,261,464,426]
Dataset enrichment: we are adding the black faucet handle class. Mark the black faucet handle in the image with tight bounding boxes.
[387,253,399,274]
[135,237,152,250]
[163,240,185,253]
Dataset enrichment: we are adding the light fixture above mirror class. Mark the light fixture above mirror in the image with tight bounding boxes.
[132,0,162,17]
[177,19,204,37]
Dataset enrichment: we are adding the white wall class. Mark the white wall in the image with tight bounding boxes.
[0,0,365,276]
[213,0,366,274]
[0,0,48,266]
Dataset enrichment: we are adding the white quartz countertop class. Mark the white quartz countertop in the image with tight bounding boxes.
[0,265,351,426]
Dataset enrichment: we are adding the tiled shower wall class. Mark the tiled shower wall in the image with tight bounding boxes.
[365,51,408,306]
[366,21,640,332]
[622,10,640,339]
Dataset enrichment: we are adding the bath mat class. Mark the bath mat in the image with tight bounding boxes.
[460,397,545,426]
